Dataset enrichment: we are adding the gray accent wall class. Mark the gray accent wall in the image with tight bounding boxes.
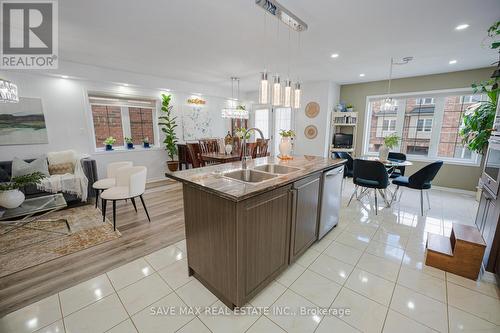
[339,67,495,191]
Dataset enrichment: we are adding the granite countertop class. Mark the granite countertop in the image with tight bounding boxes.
[165,155,346,201]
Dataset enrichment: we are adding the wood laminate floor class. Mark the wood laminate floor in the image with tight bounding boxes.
[0,181,186,317]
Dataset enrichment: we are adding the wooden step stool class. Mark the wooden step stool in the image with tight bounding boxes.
[426,223,486,280]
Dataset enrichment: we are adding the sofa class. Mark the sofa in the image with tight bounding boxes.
[0,158,98,206]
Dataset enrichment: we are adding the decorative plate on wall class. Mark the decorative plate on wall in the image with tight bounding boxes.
[305,102,320,118]
[304,125,318,139]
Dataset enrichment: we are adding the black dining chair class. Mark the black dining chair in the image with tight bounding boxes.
[334,152,353,178]
[348,159,390,215]
[388,152,407,178]
[392,161,443,216]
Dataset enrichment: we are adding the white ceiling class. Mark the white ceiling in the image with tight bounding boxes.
[60,0,500,91]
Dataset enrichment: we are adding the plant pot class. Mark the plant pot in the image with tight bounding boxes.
[143,142,150,148]
[105,144,113,151]
[167,161,179,172]
[0,189,25,209]
[279,137,292,157]
[379,145,390,162]
[346,108,354,112]
[127,143,134,149]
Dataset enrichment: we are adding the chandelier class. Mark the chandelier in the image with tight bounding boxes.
[381,57,413,112]
[221,77,249,119]
[0,79,19,103]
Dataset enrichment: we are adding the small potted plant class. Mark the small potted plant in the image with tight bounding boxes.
[346,104,354,112]
[380,133,400,162]
[0,172,46,209]
[143,137,150,148]
[158,94,179,171]
[278,129,295,158]
[124,137,134,149]
[104,136,116,151]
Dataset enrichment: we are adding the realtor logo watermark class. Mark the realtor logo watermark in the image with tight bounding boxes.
[1,0,58,69]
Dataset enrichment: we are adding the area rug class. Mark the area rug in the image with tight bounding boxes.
[0,205,121,278]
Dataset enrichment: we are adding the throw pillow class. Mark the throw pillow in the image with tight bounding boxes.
[47,150,76,167]
[48,162,74,175]
[11,157,50,178]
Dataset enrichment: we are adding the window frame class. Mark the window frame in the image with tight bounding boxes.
[363,88,482,166]
[85,90,161,153]
[416,118,433,132]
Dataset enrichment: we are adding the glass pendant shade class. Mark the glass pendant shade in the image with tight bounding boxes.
[272,75,282,106]
[259,72,269,104]
[293,82,301,109]
[380,97,396,112]
[0,79,19,103]
[283,79,292,107]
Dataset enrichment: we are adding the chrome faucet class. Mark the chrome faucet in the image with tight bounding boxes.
[241,127,264,170]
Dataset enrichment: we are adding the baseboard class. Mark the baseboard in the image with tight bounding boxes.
[432,185,476,196]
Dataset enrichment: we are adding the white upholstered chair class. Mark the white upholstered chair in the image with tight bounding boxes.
[92,161,133,208]
[100,166,149,230]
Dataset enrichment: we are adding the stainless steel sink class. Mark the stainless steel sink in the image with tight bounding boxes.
[223,169,278,183]
[253,164,302,174]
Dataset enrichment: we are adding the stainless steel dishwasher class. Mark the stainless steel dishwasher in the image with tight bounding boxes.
[318,165,344,239]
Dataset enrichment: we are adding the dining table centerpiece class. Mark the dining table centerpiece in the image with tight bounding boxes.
[379,133,400,162]
[278,129,295,159]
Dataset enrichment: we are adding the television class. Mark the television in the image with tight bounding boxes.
[333,133,353,148]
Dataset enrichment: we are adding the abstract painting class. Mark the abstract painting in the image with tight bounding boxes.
[0,97,48,145]
[181,105,212,141]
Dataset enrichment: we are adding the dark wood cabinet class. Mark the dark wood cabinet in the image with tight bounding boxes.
[290,173,321,262]
[475,187,500,272]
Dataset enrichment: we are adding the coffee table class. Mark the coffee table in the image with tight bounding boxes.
[0,193,70,235]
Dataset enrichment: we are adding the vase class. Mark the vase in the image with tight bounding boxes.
[105,144,113,151]
[225,144,233,155]
[379,145,390,162]
[0,189,25,209]
[143,142,150,148]
[127,143,134,149]
[279,137,292,157]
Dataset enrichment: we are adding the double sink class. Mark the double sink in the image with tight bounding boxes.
[223,164,302,184]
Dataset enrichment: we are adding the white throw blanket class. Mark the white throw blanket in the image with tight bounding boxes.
[37,153,89,202]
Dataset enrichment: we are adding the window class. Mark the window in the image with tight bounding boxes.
[364,91,483,164]
[416,119,433,132]
[254,108,269,139]
[416,97,435,105]
[89,94,156,149]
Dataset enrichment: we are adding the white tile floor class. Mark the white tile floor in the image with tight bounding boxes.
[1,180,500,333]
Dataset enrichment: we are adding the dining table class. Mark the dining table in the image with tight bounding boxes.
[359,155,413,176]
[201,152,241,164]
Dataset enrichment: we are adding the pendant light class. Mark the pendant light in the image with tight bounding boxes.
[258,12,269,104]
[293,32,302,109]
[272,18,282,106]
[283,24,292,108]
[0,79,19,103]
[221,77,249,119]
[381,56,413,112]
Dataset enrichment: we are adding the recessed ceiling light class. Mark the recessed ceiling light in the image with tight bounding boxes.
[449,59,457,65]
[359,73,365,77]
[61,75,69,79]
[455,24,469,31]
[331,53,339,58]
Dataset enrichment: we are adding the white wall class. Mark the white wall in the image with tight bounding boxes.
[0,61,233,181]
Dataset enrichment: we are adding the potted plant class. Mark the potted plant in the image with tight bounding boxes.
[104,137,116,151]
[143,137,150,148]
[379,133,400,161]
[124,137,134,149]
[279,129,295,158]
[0,172,46,209]
[158,94,179,172]
[346,104,354,112]
[235,127,252,140]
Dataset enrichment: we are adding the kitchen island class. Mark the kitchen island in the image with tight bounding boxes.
[166,155,345,309]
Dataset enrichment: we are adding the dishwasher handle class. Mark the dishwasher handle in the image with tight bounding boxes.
[325,166,344,177]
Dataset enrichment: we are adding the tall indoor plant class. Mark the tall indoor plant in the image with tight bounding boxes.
[459,20,500,154]
[159,94,179,171]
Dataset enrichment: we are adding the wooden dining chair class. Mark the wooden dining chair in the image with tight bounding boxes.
[199,139,219,154]
[255,139,270,158]
[186,143,205,168]
[177,144,191,170]
[240,142,258,160]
